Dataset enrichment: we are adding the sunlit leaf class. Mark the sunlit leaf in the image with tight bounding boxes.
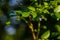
[31,11,37,18]
[22,12,30,17]
[43,9,49,13]
[28,6,35,11]
[16,10,22,14]
[38,8,43,13]
[54,0,60,2]
[54,5,60,13]
[41,30,50,39]
[43,25,47,29]
[57,18,60,21]
[44,2,48,6]
[44,2,49,8]
[6,21,11,25]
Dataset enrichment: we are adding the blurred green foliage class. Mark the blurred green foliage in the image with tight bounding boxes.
[0,0,60,40]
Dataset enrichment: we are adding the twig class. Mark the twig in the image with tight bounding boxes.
[37,21,40,39]
[29,15,37,40]
[29,23,37,40]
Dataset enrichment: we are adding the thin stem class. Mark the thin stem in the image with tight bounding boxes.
[37,21,40,39]
[29,23,37,40]
[29,16,37,40]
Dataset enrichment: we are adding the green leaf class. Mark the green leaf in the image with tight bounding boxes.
[34,29,37,32]
[55,13,60,18]
[57,18,60,21]
[28,6,35,11]
[43,9,49,13]
[38,8,43,13]
[54,0,60,2]
[41,30,50,39]
[51,32,58,37]
[43,25,47,29]
[50,13,56,19]
[55,24,60,32]
[22,12,30,17]
[41,15,47,21]
[57,35,60,39]
[6,21,11,25]
[31,11,37,18]
[34,2,39,7]
[16,10,22,14]
[44,2,49,8]
[50,13,54,17]
[44,2,48,6]
[54,5,60,13]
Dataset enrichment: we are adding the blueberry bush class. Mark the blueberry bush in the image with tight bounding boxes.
[0,0,60,40]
